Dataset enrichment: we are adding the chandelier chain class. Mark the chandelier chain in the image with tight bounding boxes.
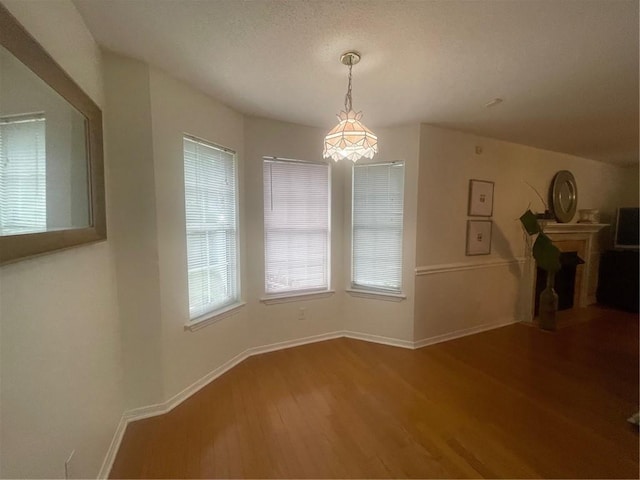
[344,63,353,112]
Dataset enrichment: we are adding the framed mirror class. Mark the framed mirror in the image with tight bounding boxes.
[550,170,578,223]
[0,4,105,264]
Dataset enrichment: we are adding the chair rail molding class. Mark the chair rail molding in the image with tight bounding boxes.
[415,257,525,276]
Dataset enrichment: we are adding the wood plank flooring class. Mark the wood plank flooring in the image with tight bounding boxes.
[110,306,639,478]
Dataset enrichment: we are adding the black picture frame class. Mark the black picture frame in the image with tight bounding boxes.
[466,220,492,256]
[468,179,494,217]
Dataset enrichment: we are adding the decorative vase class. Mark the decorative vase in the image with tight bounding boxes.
[539,271,558,331]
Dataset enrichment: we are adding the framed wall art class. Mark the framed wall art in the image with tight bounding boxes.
[468,179,494,217]
[466,220,492,256]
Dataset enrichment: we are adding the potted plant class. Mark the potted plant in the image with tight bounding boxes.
[520,209,561,330]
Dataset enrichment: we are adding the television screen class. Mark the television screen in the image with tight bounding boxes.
[615,207,640,249]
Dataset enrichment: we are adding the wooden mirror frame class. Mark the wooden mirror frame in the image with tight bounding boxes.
[0,3,106,265]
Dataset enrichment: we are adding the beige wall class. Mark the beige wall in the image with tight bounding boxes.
[0,1,123,478]
[148,67,251,400]
[414,124,632,341]
[243,117,344,346]
[243,119,422,345]
[102,55,253,408]
[103,52,164,410]
[618,164,639,207]
[342,125,420,342]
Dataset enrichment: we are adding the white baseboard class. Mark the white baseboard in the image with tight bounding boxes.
[98,321,518,478]
[343,330,415,349]
[248,331,344,356]
[162,350,249,416]
[97,415,128,479]
[121,401,167,422]
[413,318,517,349]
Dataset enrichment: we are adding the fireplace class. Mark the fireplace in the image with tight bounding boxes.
[534,251,585,315]
[520,222,608,323]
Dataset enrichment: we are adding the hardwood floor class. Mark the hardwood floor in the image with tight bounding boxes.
[110,307,639,478]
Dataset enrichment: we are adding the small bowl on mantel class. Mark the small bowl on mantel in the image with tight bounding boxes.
[577,209,600,224]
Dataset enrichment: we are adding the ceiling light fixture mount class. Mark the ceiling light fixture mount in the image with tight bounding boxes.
[323,51,378,163]
[340,51,360,67]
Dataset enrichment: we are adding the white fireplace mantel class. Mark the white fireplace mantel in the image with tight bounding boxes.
[542,222,609,234]
[519,222,609,323]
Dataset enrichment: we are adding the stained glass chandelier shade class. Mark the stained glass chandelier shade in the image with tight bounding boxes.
[323,52,378,163]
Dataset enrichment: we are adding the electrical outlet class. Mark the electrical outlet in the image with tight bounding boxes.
[297,307,306,320]
[64,450,75,479]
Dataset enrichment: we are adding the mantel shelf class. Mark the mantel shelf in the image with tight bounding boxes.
[542,223,609,234]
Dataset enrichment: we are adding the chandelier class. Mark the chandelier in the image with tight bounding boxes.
[323,51,378,162]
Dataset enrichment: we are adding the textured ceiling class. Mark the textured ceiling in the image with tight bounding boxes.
[73,0,639,166]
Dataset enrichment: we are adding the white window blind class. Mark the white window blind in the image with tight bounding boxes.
[0,115,46,235]
[183,136,239,320]
[263,158,330,294]
[352,162,404,292]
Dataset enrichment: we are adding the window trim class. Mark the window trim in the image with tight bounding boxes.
[260,289,335,305]
[184,301,246,331]
[183,134,241,324]
[346,288,406,302]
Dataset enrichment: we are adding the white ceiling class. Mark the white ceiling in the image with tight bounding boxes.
[73,0,639,166]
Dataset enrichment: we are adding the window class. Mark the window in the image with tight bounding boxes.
[352,162,405,293]
[263,158,330,295]
[183,136,239,320]
[0,114,46,235]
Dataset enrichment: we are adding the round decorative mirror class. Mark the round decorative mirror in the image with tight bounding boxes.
[550,170,578,223]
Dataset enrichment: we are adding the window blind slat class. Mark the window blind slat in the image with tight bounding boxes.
[352,162,405,292]
[183,137,239,319]
[263,159,330,294]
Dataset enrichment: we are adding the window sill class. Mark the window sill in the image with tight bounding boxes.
[346,288,406,302]
[260,290,335,305]
[184,301,246,332]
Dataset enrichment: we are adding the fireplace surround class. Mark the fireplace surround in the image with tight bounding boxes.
[520,222,608,323]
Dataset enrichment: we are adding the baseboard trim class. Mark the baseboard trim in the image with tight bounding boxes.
[248,331,344,356]
[98,321,518,478]
[121,401,167,422]
[343,330,415,349]
[97,415,128,479]
[164,350,249,416]
[414,318,517,349]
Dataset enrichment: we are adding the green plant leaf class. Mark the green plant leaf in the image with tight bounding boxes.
[533,233,561,272]
[519,209,541,235]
